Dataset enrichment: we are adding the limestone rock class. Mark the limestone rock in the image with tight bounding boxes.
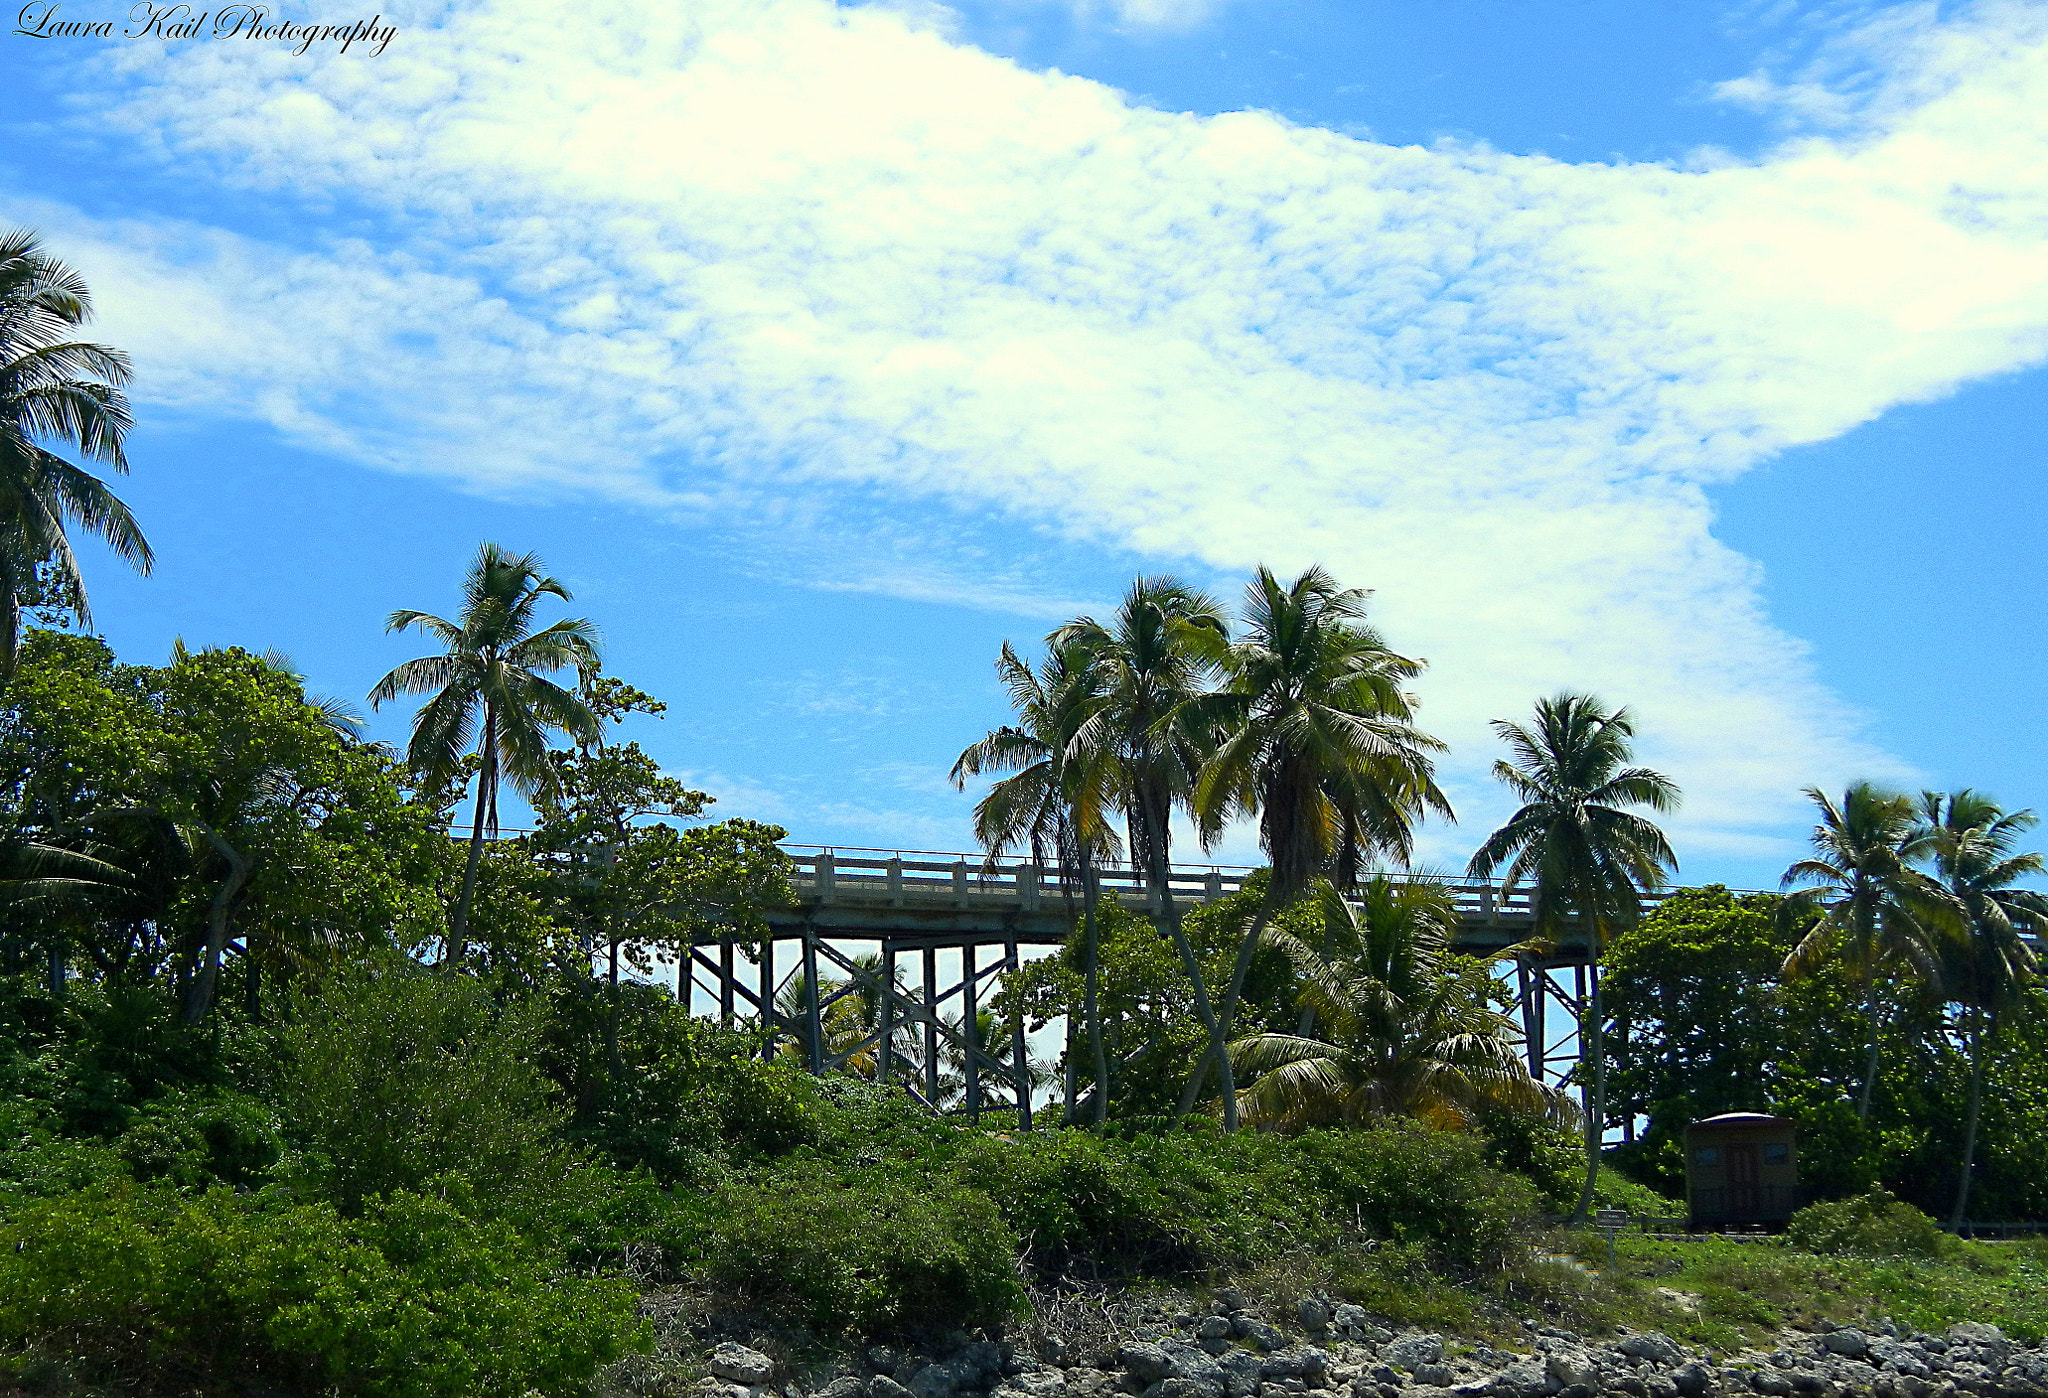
[712,1346,777,1387]
[1387,1338,1448,1373]
[1617,1338,1684,1370]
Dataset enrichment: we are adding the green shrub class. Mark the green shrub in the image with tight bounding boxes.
[273,967,585,1222]
[1785,1189,1954,1260]
[1286,1120,1542,1271]
[118,1087,282,1189]
[538,984,820,1183]
[0,1181,645,1397]
[694,1158,1024,1339]
[955,1127,1192,1275]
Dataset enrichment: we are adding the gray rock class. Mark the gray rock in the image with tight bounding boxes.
[872,1379,915,1398]
[1161,1380,1223,1398]
[1415,1366,1455,1389]
[1202,1318,1237,1342]
[713,1346,777,1387]
[1238,1323,1287,1353]
[1549,1353,1602,1390]
[821,1380,870,1398]
[1671,1365,1712,1398]
[1220,1354,1262,1398]
[1216,1290,1250,1315]
[1261,1349,1330,1384]
[1124,1348,1178,1387]
[1387,1338,1447,1373]
[1822,1335,1869,1361]
[1607,1378,1648,1398]
[1618,1338,1684,1370]
[1299,1301,1333,1332]
[1750,1374,1794,1396]
[1643,1379,1677,1398]
[1012,1375,1068,1397]
[1494,1361,1552,1398]
[873,1353,909,1377]
[909,1368,959,1398]
[1948,1325,2004,1348]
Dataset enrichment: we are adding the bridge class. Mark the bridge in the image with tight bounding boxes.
[675,845,1684,1125]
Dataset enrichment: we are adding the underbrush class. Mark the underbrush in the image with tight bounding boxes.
[5,966,2040,1395]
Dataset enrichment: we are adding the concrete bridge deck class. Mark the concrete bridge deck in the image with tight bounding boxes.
[764,845,1679,963]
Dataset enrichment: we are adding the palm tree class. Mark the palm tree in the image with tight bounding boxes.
[1466,692,1678,1223]
[1054,576,1232,1121]
[1779,782,1961,1126]
[369,544,600,967]
[1913,791,2045,1228]
[1230,879,1565,1131]
[951,640,1118,1122]
[1180,565,1450,1129]
[0,230,153,678]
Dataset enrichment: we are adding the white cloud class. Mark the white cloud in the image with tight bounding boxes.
[15,0,2048,864]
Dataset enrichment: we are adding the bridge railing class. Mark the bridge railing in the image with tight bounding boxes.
[776,845,1682,924]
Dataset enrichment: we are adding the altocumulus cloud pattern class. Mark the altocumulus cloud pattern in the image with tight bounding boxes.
[17,0,2048,858]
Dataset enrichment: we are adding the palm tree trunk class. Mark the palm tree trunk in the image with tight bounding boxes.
[1571,969,1606,1224]
[1949,1006,1987,1231]
[449,715,496,970]
[1857,977,1882,1123]
[1186,893,1272,1131]
[1137,809,1228,1124]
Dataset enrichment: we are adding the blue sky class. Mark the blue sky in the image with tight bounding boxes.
[4,0,2046,891]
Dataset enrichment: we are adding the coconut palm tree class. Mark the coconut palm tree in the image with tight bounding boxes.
[1053,575,1232,1121]
[369,544,600,967]
[1467,692,1678,1222]
[1180,565,1450,1128]
[0,230,153,678]
[1779,782,1961,1127]
[1913,791,2045,1228]
[951,640,1119,1121]
[1230,879,1564,1131]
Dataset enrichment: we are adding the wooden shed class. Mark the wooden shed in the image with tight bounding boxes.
[1683,1112,1806,1230]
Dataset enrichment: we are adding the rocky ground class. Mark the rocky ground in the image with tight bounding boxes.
[624,1292,2048,1398]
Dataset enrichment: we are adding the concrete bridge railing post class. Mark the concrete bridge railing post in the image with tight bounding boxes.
[816,850,836,898]
[952,858,969,908]
[1019,864,1040,910]
[886,857,903,906]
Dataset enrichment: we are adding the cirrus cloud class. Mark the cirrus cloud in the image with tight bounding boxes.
[13,0,2048,864]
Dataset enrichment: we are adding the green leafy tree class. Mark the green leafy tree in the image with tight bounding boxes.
[0,231,153,680]
[1181,566,1449,1129]
[370,544,600,966]
[1602,886,1795,1185]
[1230,880,1562,1132]
[1466,692,1678,1222]
[1912,790,2045,1226]
[0,635,447,1019]
[1780,782,1962,1124]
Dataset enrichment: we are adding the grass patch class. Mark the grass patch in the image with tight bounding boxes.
[1538,1232,2048,1350]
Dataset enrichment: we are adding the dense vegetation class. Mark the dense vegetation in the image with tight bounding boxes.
[2,230,2044,1395]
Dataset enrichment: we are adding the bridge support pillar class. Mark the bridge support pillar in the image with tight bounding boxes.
[964,943,981,1120]
[1007,936,1030,1129]
[804,931,824,1076]
[879,944,897,1083]
[759,938,776,1062]
[923,947,939,1102]
[719,940,734,1025]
